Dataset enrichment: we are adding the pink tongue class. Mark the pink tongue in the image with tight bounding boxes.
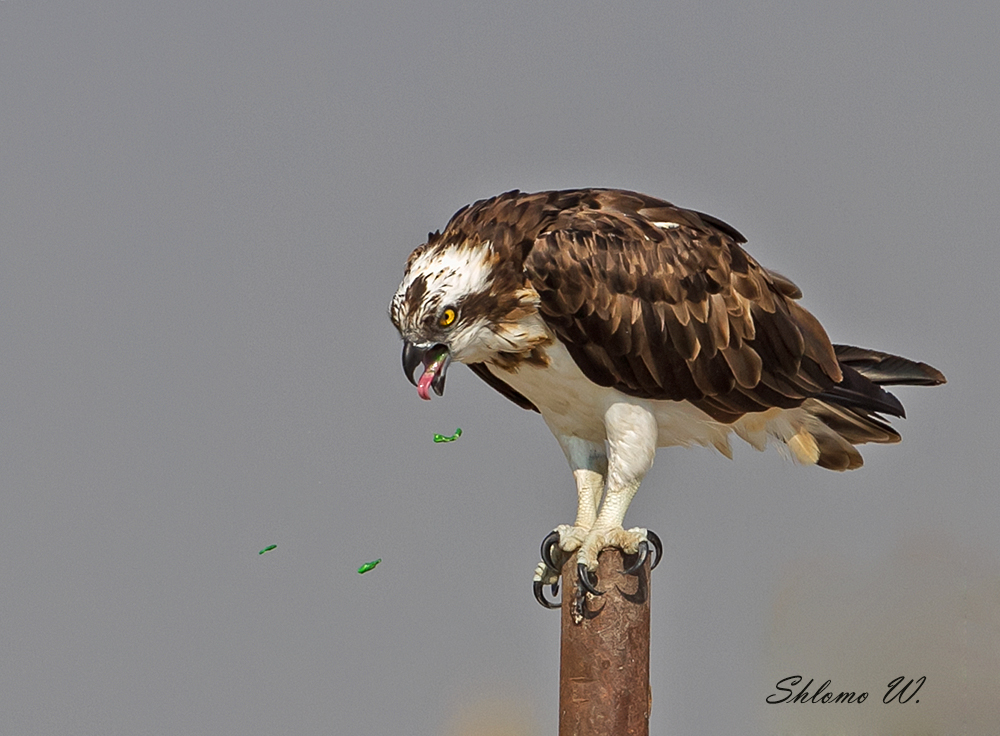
[416,350,447,401]
[417,368,435,401]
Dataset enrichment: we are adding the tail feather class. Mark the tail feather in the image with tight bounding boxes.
[800,345,945,471]
[817,363,906,417]
[811,423,865,471]
[832,344,947,386]
[805,398,901,445]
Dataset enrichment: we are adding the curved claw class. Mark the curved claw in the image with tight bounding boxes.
[577,563,603,596]
[540,530,562,571]
[647,530,663,570]
[623,540,648,576]
[533,579,561,609]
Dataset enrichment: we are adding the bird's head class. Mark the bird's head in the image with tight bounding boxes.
[389,235,547,400]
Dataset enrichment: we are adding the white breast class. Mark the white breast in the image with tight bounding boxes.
[485,338,741,452]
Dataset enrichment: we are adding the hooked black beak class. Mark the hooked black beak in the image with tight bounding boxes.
[401,340,452,398]
[402,340,424,387]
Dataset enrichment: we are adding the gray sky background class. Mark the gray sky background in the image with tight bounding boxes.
[1,2,997,734]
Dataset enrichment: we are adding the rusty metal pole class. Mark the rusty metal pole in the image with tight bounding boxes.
[558,549,651,736]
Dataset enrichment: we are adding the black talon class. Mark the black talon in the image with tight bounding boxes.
[577,563,603,596]
[647,530,663,570]
[533,579,561,609]
[623,541,648,575]
[540,530,561,571]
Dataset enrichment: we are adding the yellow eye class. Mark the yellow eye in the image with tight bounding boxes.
[439,307,457,327]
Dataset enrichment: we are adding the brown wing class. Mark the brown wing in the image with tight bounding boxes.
[523,195,843,423]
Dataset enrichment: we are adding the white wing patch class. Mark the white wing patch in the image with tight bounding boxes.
[652,221,680,230]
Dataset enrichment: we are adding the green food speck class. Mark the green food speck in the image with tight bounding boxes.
[433,428,462,443]
[358,558,382,574]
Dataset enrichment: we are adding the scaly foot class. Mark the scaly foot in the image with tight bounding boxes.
[532,526,662,607]
[577,527,662,595]
[531,525,589,608]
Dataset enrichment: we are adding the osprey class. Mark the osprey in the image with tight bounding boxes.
[389,189,945,606]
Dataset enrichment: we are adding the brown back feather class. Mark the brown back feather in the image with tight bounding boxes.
[519,190,842,422]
